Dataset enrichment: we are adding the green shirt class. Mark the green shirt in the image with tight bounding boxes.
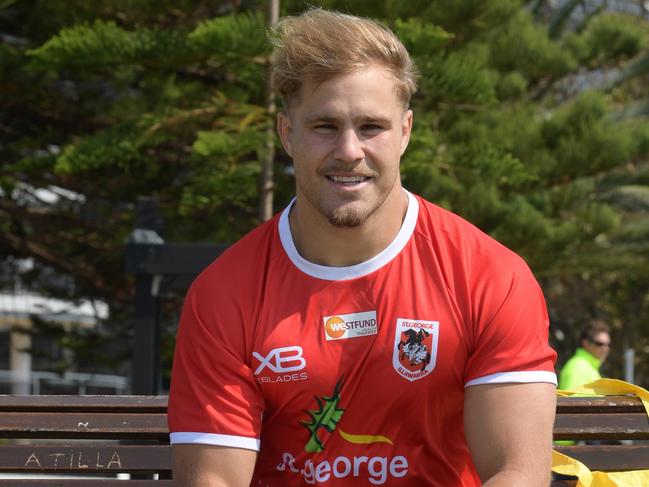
[558,347,601,390]
[555,348,603,445]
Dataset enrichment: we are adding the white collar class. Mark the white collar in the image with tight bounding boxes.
[278,190,419,281]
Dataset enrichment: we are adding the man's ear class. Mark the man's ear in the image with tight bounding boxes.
[277,112,293,158]
[400,109,413,156]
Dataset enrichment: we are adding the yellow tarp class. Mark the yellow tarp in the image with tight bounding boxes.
[552,450,649,487]
[552,379,649,487]
[556,378,649,415]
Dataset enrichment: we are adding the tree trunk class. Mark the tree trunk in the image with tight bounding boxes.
[260,0,280,222]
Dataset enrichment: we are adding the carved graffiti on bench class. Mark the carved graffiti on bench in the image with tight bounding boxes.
[24,450,123,469]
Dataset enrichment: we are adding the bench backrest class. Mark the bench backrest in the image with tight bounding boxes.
[0,395,171,484]
[0,394,647,485]
[554,394,649,471]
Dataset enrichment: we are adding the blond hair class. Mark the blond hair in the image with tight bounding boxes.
[270,8,418,108]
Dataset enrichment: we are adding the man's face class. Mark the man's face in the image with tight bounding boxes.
[277,65,413,228]
[583,331,611,362]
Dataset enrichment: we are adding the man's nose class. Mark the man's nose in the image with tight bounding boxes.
[333,129,364,162]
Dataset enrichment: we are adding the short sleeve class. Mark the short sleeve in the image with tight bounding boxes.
[167,274,263,451]
[463,253,557,387]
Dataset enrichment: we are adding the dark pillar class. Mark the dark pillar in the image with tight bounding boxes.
[127,197,164,395]
[133,274,158,394]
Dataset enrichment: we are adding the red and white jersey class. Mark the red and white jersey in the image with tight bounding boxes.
[168,191,557,486]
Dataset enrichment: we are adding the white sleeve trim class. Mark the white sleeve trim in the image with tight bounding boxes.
[169,432,260,451]
[465,370,557,388]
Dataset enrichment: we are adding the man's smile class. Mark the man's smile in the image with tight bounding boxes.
[326,175,372,186]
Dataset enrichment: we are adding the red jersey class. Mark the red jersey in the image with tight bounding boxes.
[168,191,557,486]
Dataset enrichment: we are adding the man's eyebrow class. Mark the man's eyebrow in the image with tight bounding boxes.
[358,115,392,124]
[304,114,392,124]
[304,114,338,124]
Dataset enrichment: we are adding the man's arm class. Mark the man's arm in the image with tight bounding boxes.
[464,382,556,486]
[172,444,257,487]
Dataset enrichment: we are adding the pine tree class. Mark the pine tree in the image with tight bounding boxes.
[2,0,648,384]
[1,0,279,376]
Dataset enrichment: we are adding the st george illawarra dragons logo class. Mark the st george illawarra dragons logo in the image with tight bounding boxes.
[392,319,439,381]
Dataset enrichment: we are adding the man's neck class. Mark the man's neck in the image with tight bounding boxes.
[289,189,409,267]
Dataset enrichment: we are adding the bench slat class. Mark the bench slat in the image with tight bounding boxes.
[0,445,171,474]
[555,444,649,471]
[0,413,168,440]
[0,396,167,413]
[556,395,645,413]
[553,413,649,440]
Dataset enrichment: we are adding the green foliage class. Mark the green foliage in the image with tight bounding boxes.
[392,18,452,57]
[180,161,260,214]
[612,52,649,89]
[193,128,265,159]
[27,12,268,72]
[540,91,636,179]
[28,20,168,69]
[489,10,576,80]
[54,123,149,174]
[419,45,496,104]
[496,71,527,100]
[567,14,646,66]
[410,0,521,41]
[188,11,268,59]
[182,127,265,214]
[3,0,649,386]
[0,0,19,9]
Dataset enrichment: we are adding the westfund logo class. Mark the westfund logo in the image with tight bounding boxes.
[323,311,378,341]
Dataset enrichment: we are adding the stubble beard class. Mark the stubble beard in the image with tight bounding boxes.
[323,190,390,228]
[327,207,364,228]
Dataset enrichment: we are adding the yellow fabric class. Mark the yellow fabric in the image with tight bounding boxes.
[552,450,649,487]
[556,378,649,416]
[552,378,649,486]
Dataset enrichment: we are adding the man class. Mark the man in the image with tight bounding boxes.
[559,320,611,390]
[168,8,557,486]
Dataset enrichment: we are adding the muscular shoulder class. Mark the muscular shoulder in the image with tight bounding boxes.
[413,195,534,288]
[187,215,281,317]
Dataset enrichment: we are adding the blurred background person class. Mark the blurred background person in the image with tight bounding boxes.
[559,320,611,390]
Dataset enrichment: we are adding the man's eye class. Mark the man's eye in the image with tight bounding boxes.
[362,124,383,132]
[313,124,336,132]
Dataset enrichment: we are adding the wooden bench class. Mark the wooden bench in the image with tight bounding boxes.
[552,394,649,486]
[0,394,647,485]
[0,395,170,485]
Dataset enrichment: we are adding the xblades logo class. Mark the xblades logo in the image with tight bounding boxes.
[253,346,308,384]
[253,346,305,374]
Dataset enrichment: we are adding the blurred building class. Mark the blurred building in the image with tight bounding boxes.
[0,263,126,395]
